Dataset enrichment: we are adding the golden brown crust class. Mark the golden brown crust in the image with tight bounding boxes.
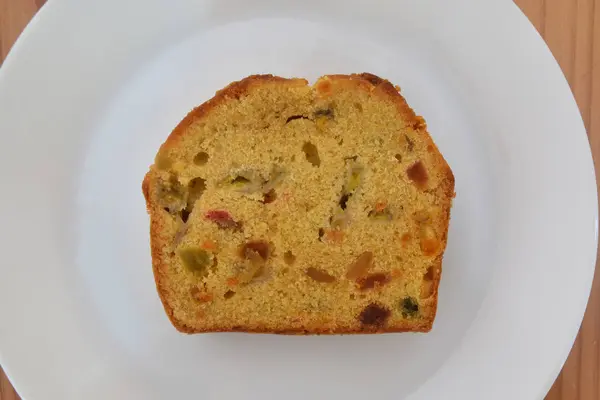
[143,73,455,334]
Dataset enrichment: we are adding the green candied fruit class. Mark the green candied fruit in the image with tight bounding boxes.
[178,247,211,274]
[401,297,419,318]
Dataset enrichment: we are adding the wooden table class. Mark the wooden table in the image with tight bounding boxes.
[0,0,599,399]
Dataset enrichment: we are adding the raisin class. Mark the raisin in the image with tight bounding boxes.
[407,161,428,189]
[401,297,419,317]
[357,273,390,291]
[205,210,242,231]
[262,189,277,204]
[359,303,390,326]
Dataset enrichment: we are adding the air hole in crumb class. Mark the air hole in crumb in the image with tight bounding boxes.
[224,290,236,299]
[302,142,321,167]
[284,251,296,265]
[339,193,350,210]
[231,176,251,184]
[338,138,344,146]
[354,102,363,112]
[180,209,190,223]
[395,154,402,162]
[349,294,356,300]
[286,115,309,123]
[281,267,289,275]
[193,151,209,165]
[188,177,206,201]
[318,228,325,241]
[291,155,296,162]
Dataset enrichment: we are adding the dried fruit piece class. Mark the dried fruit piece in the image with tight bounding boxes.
[205,210,242,231]
[190,287,214,303]
[357,273,390,291]
[324,229,345,244]
[178,247,211,274]
[400,233,412,247]
[238,250,266,284]
[226,277,239,287]
[346,251,374,280]
[314,108,334,130]
[368,206,393,221]
[413,209,430,222]
[157,176,187,213]
[359,303,391,327]
[302,142,321,167]
[262,189,277,204]
[401,297,419,317]
[224,290,236,299]
[344,161,363,193]
[240,240,270,261]
[407,161,428,189]
[420,267,436,299]
[306,267,336,283]
[421,280,435,299]
[200,240,217,250]
[420,225,440,256]
[283,251,296,265]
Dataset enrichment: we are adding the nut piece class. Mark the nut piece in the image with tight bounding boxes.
[346,251,374,280]
[359,303,391,327]
[306,267,336,283]
[357,273,390,291]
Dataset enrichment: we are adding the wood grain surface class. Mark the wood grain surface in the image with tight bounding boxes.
[0,0,599,399]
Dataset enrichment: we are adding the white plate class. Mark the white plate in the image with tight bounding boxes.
[0,0,596,399]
